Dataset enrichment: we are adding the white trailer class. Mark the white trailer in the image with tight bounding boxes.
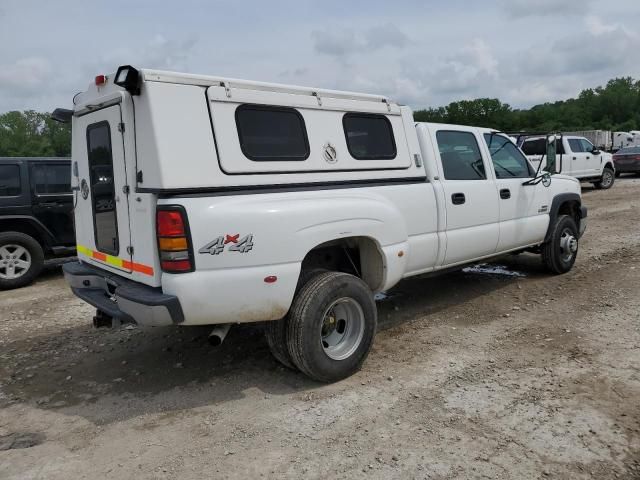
[563,130,611,150]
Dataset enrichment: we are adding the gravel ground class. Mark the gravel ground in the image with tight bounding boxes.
[1,177,639,479]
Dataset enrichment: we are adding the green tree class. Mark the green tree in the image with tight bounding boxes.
[413,77,640,134]
[0,110,71,157]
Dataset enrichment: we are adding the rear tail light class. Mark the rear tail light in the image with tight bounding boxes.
[156,207,194,273]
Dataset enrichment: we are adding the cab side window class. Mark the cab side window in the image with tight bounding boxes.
[580,139,595,153]
[436,131,486,180]
[484,134,533,178]
[568,139,584,153]
[0,165,21,196]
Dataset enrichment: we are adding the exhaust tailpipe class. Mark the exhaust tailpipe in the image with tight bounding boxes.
[208,324,232,346]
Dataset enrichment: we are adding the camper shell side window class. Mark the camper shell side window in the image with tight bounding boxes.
[235,104,310,162]
[342,113,397,160]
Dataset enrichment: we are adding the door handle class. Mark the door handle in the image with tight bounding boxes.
[573,156,577,160]
[451,193,466,205]
[39,202,59,207]
[500,188,511,199]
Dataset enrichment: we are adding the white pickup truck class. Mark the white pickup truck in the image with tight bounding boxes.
[520,135,615,189]
[56,66,587,382]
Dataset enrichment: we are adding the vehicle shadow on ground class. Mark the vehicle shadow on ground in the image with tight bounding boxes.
[1,255,548,425]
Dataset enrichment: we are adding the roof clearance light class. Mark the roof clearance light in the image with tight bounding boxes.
[95,75,106,86]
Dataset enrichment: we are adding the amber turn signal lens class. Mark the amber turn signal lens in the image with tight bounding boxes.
[158,237,188,251]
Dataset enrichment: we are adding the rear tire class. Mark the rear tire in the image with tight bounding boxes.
[264,268,327,370]
[594,167,615,189]
[287,271,377,383]
[542,215,579,274]
[0,232,45,290]
[264,319,296,370]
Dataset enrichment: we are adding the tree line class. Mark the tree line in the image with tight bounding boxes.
[1,76,638,158]
[413,77,640,133]
[0,111,71,157]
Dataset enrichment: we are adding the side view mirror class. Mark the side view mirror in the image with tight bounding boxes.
[592,148,601,155]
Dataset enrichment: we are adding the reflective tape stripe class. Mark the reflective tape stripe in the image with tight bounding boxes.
[76,245,154,276]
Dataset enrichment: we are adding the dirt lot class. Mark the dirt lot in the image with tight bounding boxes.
[1,178,639,480]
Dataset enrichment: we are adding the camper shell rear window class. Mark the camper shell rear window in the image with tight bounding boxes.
[235,104,310,162]
[343,113,397,160]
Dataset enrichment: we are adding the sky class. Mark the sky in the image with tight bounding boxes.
[1,0,639,113]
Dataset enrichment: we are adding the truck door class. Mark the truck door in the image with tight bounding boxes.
[432,128,500,265]
[483,134,549,251]
[567,139,588,177]
[29,161,75,246]
[579,138,601,176]
[73,105,133,273]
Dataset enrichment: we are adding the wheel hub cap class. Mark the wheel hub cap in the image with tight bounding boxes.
[0,244,32,280]
[321,297,365,361]
[559,230,578,262]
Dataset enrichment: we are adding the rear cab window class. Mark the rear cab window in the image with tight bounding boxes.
[435,131,486,180]
[0,164,21,196]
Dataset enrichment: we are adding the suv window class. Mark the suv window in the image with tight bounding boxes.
[484,134,533,178]
[343,113,396,160]
[0,165,21,196]
[436,131,486,180]
[235,104,310,161]
[33,164,71,194]
[87,122,119,255]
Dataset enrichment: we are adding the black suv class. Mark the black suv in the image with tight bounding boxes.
[0,157,75,289]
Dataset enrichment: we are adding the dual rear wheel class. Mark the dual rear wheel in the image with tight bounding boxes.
[265,271,377,383]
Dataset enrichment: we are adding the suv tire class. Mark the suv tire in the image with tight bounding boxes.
[0,232,45,290]
[542,215,579,274]
[286,271,377,383]
[594,166,615,189]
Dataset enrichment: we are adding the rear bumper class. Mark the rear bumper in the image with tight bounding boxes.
[63,261,184,327]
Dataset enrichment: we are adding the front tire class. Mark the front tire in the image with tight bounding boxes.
[542,215,579,274]
[287,272,377,383]
[594,167,615,189]
[0,232,45,290]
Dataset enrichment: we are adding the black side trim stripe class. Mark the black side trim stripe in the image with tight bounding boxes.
[138,176,428,198]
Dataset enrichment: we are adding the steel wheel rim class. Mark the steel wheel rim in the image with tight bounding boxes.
[559,228,577,263]
[321,297,365,361]
[0,244,32,280]
[602,170,613,187]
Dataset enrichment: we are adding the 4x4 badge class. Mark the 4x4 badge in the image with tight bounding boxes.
[199,234,254,255]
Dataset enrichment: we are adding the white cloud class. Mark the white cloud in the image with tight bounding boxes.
[0,57,52,92]
[501,0,593,17]
[312,23,409,57]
